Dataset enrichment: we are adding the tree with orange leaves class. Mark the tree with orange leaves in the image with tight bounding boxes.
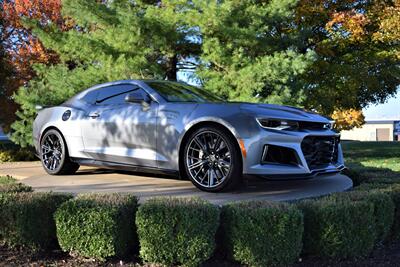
[295,0,400,129]
[0,0,63,131]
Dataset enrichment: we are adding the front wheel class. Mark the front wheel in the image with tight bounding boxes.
[40,129,80,175]
[183,126,242,192]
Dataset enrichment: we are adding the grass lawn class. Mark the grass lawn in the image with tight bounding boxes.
[342,141,400,185]
[0,175,18,185]
[0,175,32,193]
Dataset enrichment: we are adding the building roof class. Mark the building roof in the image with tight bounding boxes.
[366,119,400,124]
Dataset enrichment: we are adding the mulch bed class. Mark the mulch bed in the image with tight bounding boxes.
[294,241,400,267]
[1,242,400,267]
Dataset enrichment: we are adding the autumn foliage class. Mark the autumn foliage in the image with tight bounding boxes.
[0,0,63,131]
[331,109,366,131]
[296,0,400,129]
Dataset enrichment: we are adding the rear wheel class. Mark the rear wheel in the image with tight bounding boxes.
[40,129,79,175]
[183,125,242,192]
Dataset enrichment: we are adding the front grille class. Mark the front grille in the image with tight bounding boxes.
[301,136,339,170]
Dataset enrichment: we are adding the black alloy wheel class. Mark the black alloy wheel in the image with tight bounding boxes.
[40,129,79,175]
[183,125,242,192]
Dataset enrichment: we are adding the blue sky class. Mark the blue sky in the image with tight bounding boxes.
[363,90,400,120]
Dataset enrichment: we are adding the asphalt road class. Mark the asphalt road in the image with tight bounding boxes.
[0,161,353,205]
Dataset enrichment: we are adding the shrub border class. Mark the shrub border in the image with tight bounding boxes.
[1,176,399,266]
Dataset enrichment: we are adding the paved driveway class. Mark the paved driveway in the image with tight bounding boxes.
[0,161,352,205]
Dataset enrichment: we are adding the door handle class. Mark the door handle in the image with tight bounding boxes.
[88,112,100,118]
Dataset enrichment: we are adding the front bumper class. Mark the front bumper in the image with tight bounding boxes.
[242,129,345,179]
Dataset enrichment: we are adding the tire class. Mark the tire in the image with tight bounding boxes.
[40,129,80,175]
[183,125,242,192]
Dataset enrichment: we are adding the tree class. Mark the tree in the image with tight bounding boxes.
[9,0,400,146]
[10,0,200,146]
[0,4,18,132]
[295,0,400,121]
[0,0,63,132]
[191,0,316,106]
[192,0,399,122]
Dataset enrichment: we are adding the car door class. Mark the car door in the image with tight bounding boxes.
[81,84,158,167]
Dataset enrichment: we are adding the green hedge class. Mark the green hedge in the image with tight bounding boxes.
[55,193,138,261]
[382,185,400,240]
[0,176,32,193]
[356,183,400,240]
[298,197,375,259]
[330,190,394,243]
[221,201,303,267]
[0,192,72,250]
[342,168,365,186]
[355,182,392,191]
[136,197,219,267]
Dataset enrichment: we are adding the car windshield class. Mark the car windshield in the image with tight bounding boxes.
[145,81,225,103]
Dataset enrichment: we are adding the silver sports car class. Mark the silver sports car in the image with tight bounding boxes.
[33,80,345,192]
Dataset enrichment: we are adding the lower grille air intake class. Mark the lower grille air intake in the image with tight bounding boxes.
[301,136,339,170]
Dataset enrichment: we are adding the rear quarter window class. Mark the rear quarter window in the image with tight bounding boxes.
[80,90,99,104]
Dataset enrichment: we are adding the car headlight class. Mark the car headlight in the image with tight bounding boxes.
[256,118,299,130]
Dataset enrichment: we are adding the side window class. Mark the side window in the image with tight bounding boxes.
[80,90,98,104]
[95,84,141,105]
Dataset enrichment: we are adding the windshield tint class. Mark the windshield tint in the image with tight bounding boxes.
[145,81,224,103]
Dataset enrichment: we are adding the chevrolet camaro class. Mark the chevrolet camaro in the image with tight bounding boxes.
[33,80,345,192]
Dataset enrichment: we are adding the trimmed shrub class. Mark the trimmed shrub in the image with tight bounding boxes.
[298,197,375,259]
[0,176,32,193]
[330,190,395,243]
[356,184,400,240]
[386,185,400,240]
[221,201,303,267]
[355,183,392,191]
[55,193,138,261]
[0,192,72,250]
[342,167,364,186]
[136,197,219,267]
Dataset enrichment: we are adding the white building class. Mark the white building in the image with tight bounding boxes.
[341,119,400,141]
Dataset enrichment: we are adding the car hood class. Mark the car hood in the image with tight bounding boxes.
[239,103,331,123]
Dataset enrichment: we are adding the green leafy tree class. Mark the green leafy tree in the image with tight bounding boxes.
[191,0,316,105]
[10,0,400,146]
[11,0,200,146]
[193,0,399,115]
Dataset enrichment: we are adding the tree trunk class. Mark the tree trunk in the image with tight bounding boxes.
[165,54,178,81]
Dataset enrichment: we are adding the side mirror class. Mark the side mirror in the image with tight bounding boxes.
[125,92,151,107]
